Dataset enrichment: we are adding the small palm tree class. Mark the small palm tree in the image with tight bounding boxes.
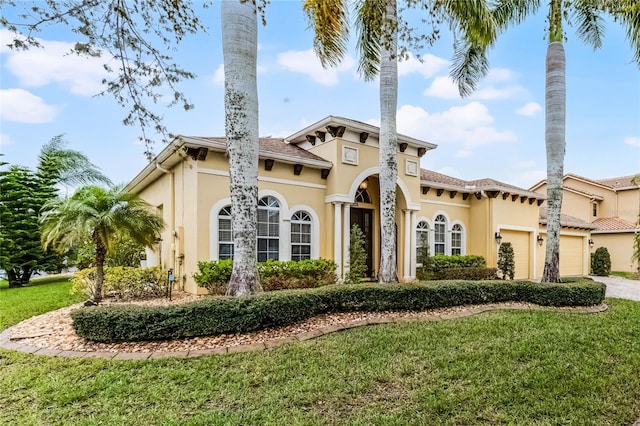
[40,185,164,305]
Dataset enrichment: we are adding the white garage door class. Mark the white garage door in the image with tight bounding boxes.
[501,230,531,279]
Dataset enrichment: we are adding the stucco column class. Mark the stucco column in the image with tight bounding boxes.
[334,202,343,280]
[403,209,411,280]
[410,211,417,279]
[343,203,351,278]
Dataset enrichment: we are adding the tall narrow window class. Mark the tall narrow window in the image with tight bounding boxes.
[218,205,234,260]
[434,214,446,255]
[258,196,280,261]
[592,202,597,217]
[451,224,463,255]
[291,211,312,261]
[416,221,430,253]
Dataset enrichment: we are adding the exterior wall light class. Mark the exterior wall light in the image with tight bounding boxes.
[588,239,594,249]
[537,235,544,247]
[495,232,502,245]
[359,178,369,190]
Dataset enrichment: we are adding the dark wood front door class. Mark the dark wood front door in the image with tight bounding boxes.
[350,208,374,278]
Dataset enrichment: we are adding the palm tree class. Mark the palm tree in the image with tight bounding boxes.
[221,0,262,296]
[455,0,639,283]
[40,185,164,305]
[304,0,496,283]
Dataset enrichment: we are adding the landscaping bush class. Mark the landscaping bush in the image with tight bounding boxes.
[71,266,166,301]
[591,247,611,276]
[345,224,367,284]
[498,242,515,280]
[419,255,494,280]
[436,267,499,280]
[71,278,606,342]
[194,259,337,294]
[429,255,486,273]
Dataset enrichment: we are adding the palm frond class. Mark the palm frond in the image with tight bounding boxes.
[450,37,490,98]
[572,0,605,49]
[605,0,640,66]
[354,0,384,80]
[302,0,350,69]
[492,0,542,27]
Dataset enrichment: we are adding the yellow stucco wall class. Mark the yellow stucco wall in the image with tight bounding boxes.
[591,233,638,272]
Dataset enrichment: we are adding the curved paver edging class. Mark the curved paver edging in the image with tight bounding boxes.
[0,302,608,360]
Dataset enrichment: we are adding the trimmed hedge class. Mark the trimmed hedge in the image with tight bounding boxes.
[71,266,166,301]
[71,278,606,342]
[194,259,337,294]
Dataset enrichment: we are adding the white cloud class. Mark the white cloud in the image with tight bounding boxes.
[277,49,355,86]
[375,102,517,157]
[211,64,225,86]
[398,53,449,79]
[486,68,513,82]
[1,30,109,96]
[0,89,59,123]
[424,71,526,100]
[509,170,547,189]
[423,76,460,99]
[516,102,542,116]
[624,136,640,147]
[0,133,12,146]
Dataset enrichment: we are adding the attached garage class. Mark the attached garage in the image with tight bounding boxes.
[500,230,531,279]
[559,235,585,276]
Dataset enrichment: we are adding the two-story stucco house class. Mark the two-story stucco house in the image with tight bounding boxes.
[531,174,640,273]
[127,116,597,294]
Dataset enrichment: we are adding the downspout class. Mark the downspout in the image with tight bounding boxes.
[156,161,175,272]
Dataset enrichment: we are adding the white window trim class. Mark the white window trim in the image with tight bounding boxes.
[209,198,233,260]
[433,211,449,255]
[288,204,321,260]
[450,220,466,255]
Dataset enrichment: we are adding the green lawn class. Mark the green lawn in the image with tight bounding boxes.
[611,271,639,280]
[0,275,85,330]
[2,279,640,425]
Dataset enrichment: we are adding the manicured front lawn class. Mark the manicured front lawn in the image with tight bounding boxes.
[1,279,640,424]
[611,271,639,280]
[0,276,85,330]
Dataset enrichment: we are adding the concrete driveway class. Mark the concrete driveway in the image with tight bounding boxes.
[589,276,640,301]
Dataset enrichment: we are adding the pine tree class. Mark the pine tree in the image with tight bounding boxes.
[497,242,515,280]
[0,164,43,286]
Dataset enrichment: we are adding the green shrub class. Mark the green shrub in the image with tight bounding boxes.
[345,224,367,284]
[71,278,606,342]
[591,247,611,276]
[193,259,233,294]
[194,259,337,294]
[429,255,486,273]
[498,242,515,280]
[436,267,499,280]
[71,266,166,301]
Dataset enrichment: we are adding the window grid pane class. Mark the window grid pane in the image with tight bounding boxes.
[218,205,234,259]
[291,210,312,261]
[258,197,280,262]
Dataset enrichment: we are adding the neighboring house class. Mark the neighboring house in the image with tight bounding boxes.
[127,116,592,294]
[531,174,640,273]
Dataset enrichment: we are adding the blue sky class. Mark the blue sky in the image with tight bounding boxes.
[1,1,638,189]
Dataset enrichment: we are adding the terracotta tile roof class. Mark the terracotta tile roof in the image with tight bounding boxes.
[595,175,639,190]
[531,173,640,192]
[592,217,638,232]
[538,208,597,230]
[181,136,332,168]
[421,169,544,199]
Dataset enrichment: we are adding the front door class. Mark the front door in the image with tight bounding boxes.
[350,208,374,278]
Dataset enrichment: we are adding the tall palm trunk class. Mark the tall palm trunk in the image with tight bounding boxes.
[542,0,565,283]
[221,0,261,296]
[92,232,106,304]
[378,0,398,283]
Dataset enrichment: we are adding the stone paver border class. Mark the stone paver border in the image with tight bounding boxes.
[0,302,608,360]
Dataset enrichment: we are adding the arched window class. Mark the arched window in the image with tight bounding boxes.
[451,224,463,255]
[434,214,447,255]
[355,187,371,204]
[218,205,234,260]
[416,221,430,254]
[290,211,312,261]
[258,196,280,261]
